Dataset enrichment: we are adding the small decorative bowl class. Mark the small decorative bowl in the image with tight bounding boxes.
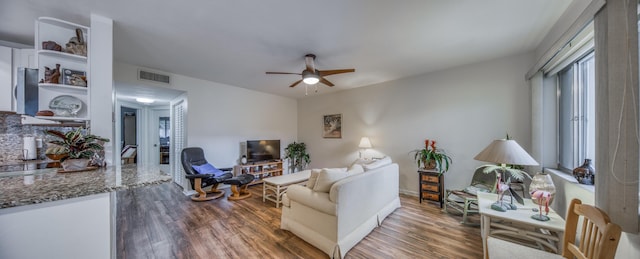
[46,153,68,161]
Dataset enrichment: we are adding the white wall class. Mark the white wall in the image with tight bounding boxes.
[297,53,535,194]
[114,62,298,170]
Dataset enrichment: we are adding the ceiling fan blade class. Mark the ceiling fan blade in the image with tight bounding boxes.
[318,69,355,77]
[319,77,335,87]
[289,79,303,88]
[305,54,316,72]
[266,72,301,75]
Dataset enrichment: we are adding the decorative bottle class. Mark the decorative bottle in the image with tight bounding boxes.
[572,159,595,185]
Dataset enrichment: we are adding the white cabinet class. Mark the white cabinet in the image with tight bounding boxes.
[0,46,11,111]
[35,17,90,122]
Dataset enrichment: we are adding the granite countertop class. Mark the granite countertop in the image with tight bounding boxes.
[0,164,172,208]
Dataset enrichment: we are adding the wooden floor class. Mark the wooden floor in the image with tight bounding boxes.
[116,183,483,259]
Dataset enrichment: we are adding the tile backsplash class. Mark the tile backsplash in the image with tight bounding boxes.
[0,113,77,163]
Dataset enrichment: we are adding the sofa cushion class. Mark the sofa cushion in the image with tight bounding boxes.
[287,185,336,215]
[313,168,350,193]
[363,156,392,171]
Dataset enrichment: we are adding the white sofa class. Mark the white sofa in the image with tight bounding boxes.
[280,163,401,258]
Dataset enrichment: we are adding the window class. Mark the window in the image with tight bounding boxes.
[557,52,595,172]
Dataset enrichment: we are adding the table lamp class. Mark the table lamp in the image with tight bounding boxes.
[358,137,372,159]
[474,139,539,211]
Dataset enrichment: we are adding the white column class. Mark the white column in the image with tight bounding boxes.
[89,14,114,165]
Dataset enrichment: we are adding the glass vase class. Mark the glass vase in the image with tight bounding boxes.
[529,172,556,206]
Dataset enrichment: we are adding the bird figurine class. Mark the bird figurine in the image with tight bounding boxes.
[530,190,551,221]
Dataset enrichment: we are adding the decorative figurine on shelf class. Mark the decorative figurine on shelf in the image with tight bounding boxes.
[531,190,551,221]
[65,28,87,56]
[40,64,61,84]
[42,41,62,51]
[68,74,87,87]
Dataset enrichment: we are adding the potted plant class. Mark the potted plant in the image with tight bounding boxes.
[411,139,452,174]
[44,128,109,171]
[284,141,311,173]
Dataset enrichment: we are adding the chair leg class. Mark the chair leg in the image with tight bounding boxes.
[191,180,225,201]
[462,199,470,224]
[228,184,252,201]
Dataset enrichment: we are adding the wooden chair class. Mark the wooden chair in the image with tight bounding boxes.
[488,199,622,259]
[443,166,498,224]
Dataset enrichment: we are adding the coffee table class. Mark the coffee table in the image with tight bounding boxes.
[263,170,310,208]
[478,192,565,259]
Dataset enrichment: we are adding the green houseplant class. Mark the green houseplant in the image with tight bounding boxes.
[45,128,109,170]
[412,139,452,174]
[284,141,311,173]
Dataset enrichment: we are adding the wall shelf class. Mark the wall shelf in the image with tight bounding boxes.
[38,83,87,94]
[37,50,87,62]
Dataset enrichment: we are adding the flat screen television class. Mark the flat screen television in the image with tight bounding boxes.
[246,140,280,163]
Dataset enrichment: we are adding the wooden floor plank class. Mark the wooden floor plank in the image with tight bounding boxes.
[116,183,483,258]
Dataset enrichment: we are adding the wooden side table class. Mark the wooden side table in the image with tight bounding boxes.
[418,169,444,207]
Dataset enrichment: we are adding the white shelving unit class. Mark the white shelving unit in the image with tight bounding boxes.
[35,17,90,123]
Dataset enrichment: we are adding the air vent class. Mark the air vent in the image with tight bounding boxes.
[138,69,171,84]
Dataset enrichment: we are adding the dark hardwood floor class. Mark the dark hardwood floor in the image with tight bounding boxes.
[116,183,483,259]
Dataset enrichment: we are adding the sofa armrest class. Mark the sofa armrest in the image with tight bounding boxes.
[286,185,336,216]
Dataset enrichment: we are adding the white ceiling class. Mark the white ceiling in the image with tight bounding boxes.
[0,0,572,100]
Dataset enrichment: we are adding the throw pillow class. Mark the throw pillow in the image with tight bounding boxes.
[363,156,392,171]
[347,164,364,174]
[349,158,375,169]
[313,168,351,193]
[191,163,224,176]
[306,169,322,189]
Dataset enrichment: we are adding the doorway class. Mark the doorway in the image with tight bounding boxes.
[121,107,137,164]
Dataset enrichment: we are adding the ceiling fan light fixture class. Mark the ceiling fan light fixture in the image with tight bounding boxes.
[302,72,319,85]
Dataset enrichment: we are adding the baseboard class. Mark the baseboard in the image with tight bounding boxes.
[400,189,418,197]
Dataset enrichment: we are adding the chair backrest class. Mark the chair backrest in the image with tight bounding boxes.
[470,166,499,193]
[562,199,622,259]
[181,147,208,176]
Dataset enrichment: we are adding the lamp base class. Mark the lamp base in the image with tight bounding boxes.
[531,214,550,221]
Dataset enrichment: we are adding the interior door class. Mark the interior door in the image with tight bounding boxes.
[170,94,187,189]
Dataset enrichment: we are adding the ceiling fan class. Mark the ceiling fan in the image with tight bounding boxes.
[266,54,355,88]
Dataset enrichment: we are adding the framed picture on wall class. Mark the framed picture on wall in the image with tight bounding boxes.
[323,114,342,138]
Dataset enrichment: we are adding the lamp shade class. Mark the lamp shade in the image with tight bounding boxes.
[358,137,372,149]
[474,139,538,166]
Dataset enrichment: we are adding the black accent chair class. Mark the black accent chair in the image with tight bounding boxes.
[181,147,233,201]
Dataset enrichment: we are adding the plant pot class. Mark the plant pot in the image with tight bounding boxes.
[422,159,437,170]
[61,158,90,171]
[46,153,68,161]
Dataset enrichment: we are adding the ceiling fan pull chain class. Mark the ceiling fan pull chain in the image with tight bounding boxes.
[315,85,318,93]
[305,84,308,96]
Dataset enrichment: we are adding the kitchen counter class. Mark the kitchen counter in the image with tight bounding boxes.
[0,164,172,208]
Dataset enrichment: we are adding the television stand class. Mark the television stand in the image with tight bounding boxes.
[235,160,283,185]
